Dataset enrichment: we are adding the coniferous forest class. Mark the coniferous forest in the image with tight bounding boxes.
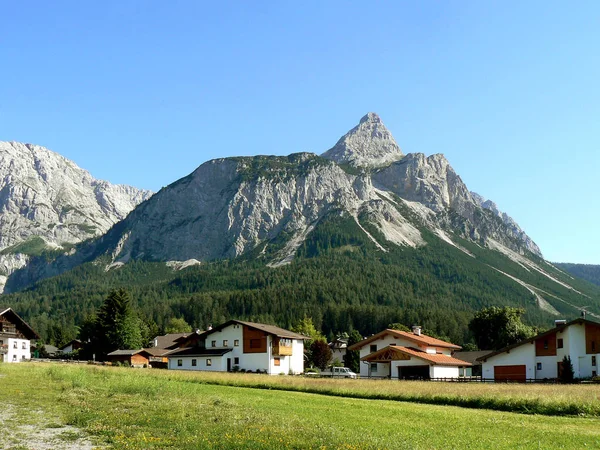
[4,213,600,348]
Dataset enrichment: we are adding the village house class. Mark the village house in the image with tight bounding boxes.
[0,308,40,363]
[58,339,83,355]
[106,349,153,367]
[478,318,600,381]
[348,326,470,379]
[329,336,348,363]
[166,320,308,375]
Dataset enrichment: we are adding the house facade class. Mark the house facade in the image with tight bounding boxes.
[0,308,40,363]
[167,320,307,375]
[348,326,470,379]
[479,318,600,381]
[106,349,152,367]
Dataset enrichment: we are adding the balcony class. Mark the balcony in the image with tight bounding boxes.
[272,344,293,356]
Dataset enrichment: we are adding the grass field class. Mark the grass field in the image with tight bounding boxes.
[1,363,600,449]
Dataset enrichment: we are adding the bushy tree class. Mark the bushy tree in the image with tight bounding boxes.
[164,317,192,334]
[469,306,535,350]
[343,329,363,373]
[388,323,410,332]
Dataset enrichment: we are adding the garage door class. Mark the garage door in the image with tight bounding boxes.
[494,365,526,382]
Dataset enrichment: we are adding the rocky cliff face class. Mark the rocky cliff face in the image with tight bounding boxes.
[3,114,544,291]
[0,141,152,290]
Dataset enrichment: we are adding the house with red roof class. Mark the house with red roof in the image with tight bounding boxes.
[0,307,40,363]
[348,326,470,379]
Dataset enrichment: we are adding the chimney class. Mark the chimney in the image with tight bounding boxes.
[207,325,213,331]
[412,325,422,336]
[554,319,567,327]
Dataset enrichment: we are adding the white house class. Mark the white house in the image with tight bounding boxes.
[348,326,470,379]
[478,318,600,381]
[0,308,40,363]
[167,320,308,375]
[329,337,348,364]
[58,339,83,355]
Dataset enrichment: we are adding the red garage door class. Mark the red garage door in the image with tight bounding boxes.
[494,365,526,382]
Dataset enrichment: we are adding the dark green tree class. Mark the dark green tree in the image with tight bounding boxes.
[94,289,143,357]
[560,355,575,383]
[388,323,411,332]
[309,340,332,370]
[343,329,363,373]
[468,306,535,350]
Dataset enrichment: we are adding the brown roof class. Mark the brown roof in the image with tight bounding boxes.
[348,329,461,351]
[477,318,600,362]
[143,347,171,357]
[0,308,40,340]
[153,332,190,349]
[207,320,310,340]
[361,345,472,366]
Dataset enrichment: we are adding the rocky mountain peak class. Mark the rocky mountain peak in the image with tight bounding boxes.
[322,112,403,168]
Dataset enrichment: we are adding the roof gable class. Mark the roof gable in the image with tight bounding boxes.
[0,308,40,340]
[362,345,472,366]
[348,329,461,351]
[204,320,309,340]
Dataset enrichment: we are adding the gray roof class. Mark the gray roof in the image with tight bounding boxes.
[452,351,491,365]
[152,332,191,349]
[167,347,232,357]
[107,349,146,356]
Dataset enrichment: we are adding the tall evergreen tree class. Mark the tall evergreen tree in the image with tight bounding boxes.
[93,289,143,357]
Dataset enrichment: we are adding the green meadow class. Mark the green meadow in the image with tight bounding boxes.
[1,363,600,449]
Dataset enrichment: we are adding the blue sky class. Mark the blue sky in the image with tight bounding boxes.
[1,2,599,264]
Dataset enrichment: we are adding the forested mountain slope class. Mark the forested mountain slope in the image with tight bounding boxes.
[555,263,600,287]
[3,113,599,344]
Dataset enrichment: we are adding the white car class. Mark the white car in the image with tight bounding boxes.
[320,367,357,379]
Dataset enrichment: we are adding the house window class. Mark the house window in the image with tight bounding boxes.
[21,355,25,360]
[543,340,548,350]
[211,340,216,347]
[557,338,563,349]
[250,339,261,348]
[370,363,378,373]
[234,357,239,365]
[192,359,197,367]
[177,359,182,367]
[370,344,377,353]
[13,342,18,349]
[234,339,240,347]
[12,355,17,361]
[223,340,228,347]
[536,362,542,371]
[22,342,27,349]
[593,356,597,367]
[274,357,281,366]
[206,359,212,366]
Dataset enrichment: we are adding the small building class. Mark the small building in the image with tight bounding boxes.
[348,326,470,379]
[106,349,152,367]
[167,320,308,375]
[452,350,491,377]
[478,318,600,381]
[143,347,171,369]
[58,339,83,355]
[0,307,40,363]
[329,337,348,363]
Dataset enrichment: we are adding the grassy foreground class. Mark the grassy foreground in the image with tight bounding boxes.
[1,363,599,449]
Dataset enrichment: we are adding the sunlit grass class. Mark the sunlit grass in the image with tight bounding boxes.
[1,363,600,449]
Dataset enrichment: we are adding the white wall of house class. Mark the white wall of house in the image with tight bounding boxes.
[357,332,454,378]
[168,355,227,371]
[482,323,600,380]
[431,365,460,378]
[481,342,535,380]
[331,348,346,363]
[4,338,31,363]
[168,323,304,375]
